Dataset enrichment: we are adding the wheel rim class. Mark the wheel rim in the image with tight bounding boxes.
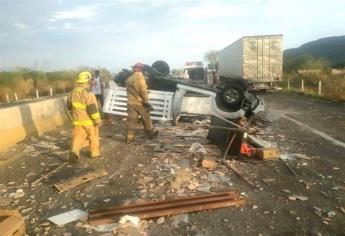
[224,89,240,104]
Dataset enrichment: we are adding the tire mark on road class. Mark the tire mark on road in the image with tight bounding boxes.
[281,114,345,149]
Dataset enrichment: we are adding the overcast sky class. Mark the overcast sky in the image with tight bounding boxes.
[0,0,344,72]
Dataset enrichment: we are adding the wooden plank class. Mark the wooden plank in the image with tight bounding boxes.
[54,170,107,193]
[256,147,279,161]
[31,162,68,186]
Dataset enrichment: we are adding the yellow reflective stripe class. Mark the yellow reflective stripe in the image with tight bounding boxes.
[72,102,86,109]
[73,120,93,126]
[74,87,84,92]
[91,112,100,120]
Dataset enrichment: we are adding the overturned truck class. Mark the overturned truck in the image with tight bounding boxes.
[103,60,264,122]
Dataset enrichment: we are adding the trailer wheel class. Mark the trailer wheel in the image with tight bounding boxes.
[221,83,244,110]
[152,60,170,75]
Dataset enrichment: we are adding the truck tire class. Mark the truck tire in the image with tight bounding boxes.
[152,60,170,75]
[221,83,244,110]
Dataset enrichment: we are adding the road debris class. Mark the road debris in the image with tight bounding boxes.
[54,170,108,193]
[119,215,140,226]
[279,157,297,176]
[88,192,245,225]
[2,92,345,235]
[292,195,308,201]
[171,169,192,190]
[202,157,217,170]
[0,209,25,236]
[31,162,68,186]
[255,147,279,161]
[225,161,258,188]
[189,143,207,154]
[47,209,87,226]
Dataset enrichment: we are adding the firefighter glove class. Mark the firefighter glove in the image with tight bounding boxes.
[143,102,154,111]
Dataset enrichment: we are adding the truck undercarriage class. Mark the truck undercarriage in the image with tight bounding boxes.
[105,61,263,121]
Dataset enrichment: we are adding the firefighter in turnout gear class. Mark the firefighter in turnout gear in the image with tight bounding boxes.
[125,63,158,143]
[67,71,102,162]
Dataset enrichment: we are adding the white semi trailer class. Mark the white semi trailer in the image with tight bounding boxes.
[218,34,283,91]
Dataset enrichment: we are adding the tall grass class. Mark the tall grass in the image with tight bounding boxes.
[280,73,345,101]
[0,68,112,102]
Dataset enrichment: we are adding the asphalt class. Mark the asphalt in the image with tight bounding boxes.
[0,91,344,235]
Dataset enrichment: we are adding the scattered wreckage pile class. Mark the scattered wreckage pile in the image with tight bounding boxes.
[0,79,345,236]
[0,114,283,235]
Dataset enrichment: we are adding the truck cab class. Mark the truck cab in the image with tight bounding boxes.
[179,61,207,84]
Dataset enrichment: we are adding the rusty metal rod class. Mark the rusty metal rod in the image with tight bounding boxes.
[90,198,245,225]
[90,192,237,216]
[89,193,237,219]
[88,193,245,225]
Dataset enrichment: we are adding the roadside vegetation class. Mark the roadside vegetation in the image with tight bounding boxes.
[281,54,345,101]
[0,68,112,102]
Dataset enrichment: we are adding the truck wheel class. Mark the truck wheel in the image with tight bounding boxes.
[221,83,244,109]
[152,60,170,75]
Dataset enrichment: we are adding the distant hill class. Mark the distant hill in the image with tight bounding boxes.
[284,35,345,67]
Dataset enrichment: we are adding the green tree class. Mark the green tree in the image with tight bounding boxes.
[204,50,219,70]
[283,54,331,73]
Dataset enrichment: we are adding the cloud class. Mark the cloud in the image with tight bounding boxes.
[14,22,30,30]
[62,22,72,30]
[49,6,96,22]
[181,1,246,20]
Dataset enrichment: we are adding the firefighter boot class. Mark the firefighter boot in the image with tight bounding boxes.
[148,129,158,139]
[69,151,79,163]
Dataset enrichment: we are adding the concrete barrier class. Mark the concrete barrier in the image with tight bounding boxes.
[0,97,69,151]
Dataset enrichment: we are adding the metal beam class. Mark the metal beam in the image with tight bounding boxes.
[88,192,245,225]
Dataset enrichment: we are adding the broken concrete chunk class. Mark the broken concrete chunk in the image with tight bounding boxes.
[340,207,345,214]
[189,143,207,154]
[157,217,165,224]
[262,178,275,184]
[327,211,336,218]
[292,195,308,201]
[171,169,192,190]
[119,215,140,226]
[202,159,217,170]
[288,196,297,201]
[23,145,35,153]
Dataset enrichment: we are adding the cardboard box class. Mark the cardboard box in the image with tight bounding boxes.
[0,210,25,236]
[255,148,279,161]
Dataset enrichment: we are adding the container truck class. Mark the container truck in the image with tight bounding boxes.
[218,34,283,91]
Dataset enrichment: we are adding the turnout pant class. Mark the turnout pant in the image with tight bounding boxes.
[127,103,153,141]
[71,125,100,158]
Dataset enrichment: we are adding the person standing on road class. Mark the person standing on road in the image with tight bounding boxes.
[67,71,102,162]
[125,63,158,144]
[90,70,105,108]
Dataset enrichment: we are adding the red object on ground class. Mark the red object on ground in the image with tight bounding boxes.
[240,143,255,157]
